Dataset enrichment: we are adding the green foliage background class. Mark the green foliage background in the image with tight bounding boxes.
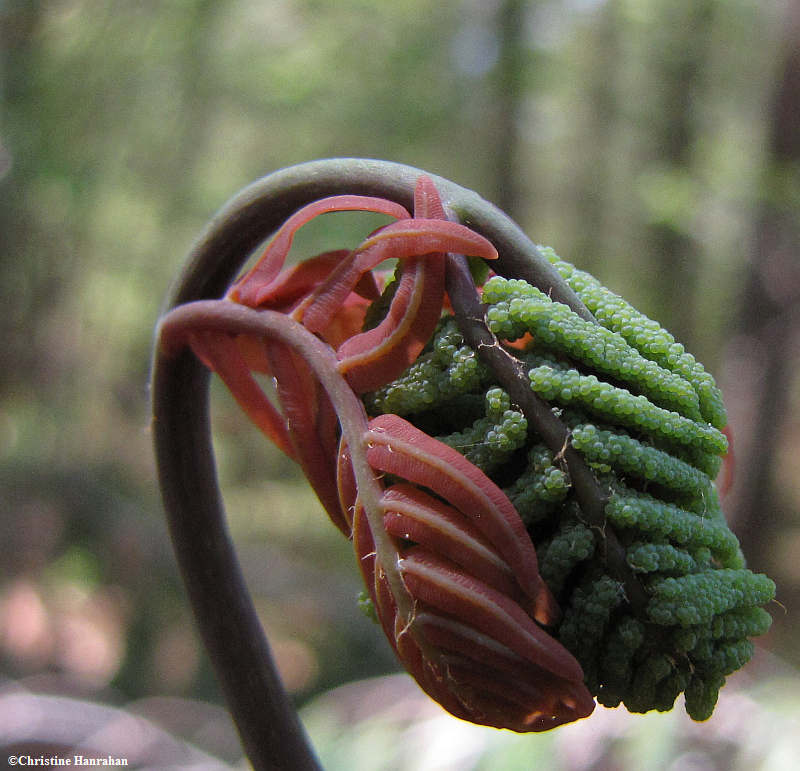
[1,0,798,767]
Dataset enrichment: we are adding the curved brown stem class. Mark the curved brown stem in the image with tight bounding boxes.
[152,346,322,771]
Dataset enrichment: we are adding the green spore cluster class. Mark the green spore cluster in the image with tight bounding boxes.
[524,357,727,458]
[538,245,727,428]
[357,590,378,623]
[363,247,774,723]
[570,423,710,497]
[626,542,699,575]
[647,570,776,627]
[558,574,626,673]
[365,318,488,416]
[504,445,571,525]
[606,488,741,565]
[438,387,528,474]
[483,278,702,420]
[539,521,596,595]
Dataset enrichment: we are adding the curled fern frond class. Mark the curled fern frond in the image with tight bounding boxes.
[154,160,773,756]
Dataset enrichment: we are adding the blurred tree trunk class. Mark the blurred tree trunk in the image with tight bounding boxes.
[643,0,715,348]
[0,1,46,388]
[569,0,622,276]
[728,0,800,589]
[164,0,220,220]
[490,0,527,220]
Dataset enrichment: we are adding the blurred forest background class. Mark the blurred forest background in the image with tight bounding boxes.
[2,0,799,768]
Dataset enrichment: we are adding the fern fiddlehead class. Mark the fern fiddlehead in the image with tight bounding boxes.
[152,159,774,769]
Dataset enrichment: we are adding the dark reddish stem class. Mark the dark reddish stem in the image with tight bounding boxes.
[444,252,648,613]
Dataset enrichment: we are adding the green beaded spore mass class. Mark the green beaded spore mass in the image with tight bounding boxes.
[364,247,774,722]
